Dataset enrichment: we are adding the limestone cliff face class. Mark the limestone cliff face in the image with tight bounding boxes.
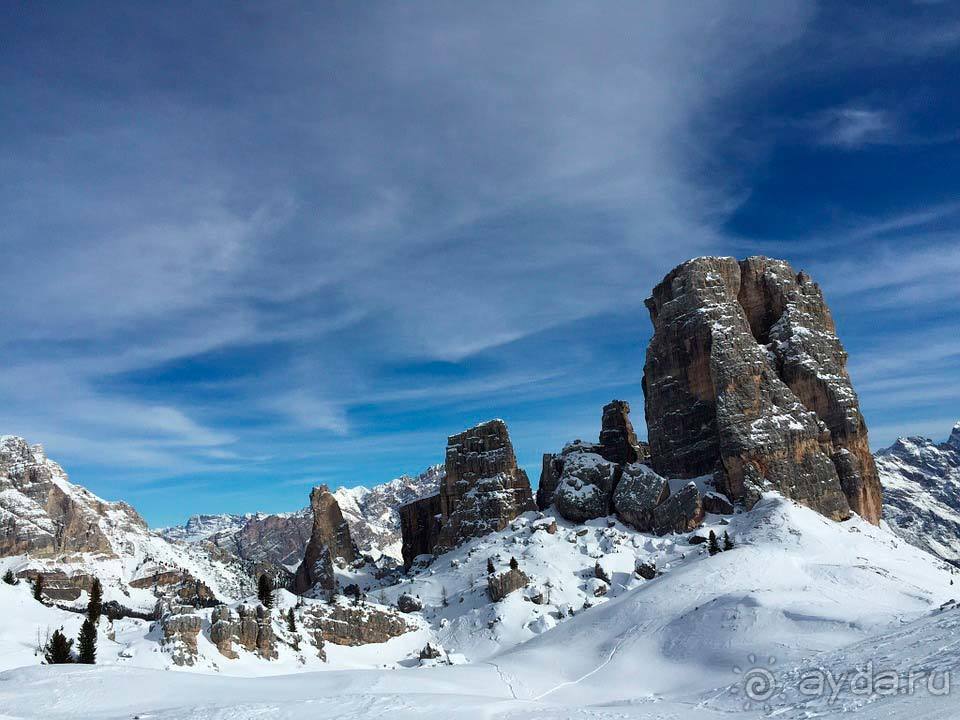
[642,256,881,524]
[433,419,536,554]
[399,493,442,570]
[398,419,536,568]
[0,435,145,558]
[292,485,356,594]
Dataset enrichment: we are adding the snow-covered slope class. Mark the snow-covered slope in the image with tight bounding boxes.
[877,422,960,563]
[2,493,958,719]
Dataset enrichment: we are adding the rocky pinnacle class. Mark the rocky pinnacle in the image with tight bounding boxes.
[642,256,882,524]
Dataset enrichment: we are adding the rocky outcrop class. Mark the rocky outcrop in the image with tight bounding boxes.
[292,485,356,595]
[553,451,622,522]
[652,482,705,535]
[163,465,445,569]
[208,604,277,659]
[398,420,536,566]
[611,464,670,531]
[642,256,882,524]
[877,423,960,563]
[598,400,648,465]
[130,568,219,607]
[396,592,423,613]
[399,493,442,571]
[302,603,412,646]
[537,402,648,513]
[434,420,537,554]
[160,611,202,666]
[539,404,703,535]
[334,465,445,559]
[487,567,529,602]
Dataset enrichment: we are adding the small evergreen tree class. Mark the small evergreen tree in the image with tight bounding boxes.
[286,608,297,633]
[487,557,495,575]
[509,556,519,571]
[87,577,103,625]
[723,531,734,551]
[708,530,721,556]
[77,619,97,664]
[257,574,274,608]
[32,574,44,602]
[441,585,449,607]
[43,628,74,664]
[2,569,15,585]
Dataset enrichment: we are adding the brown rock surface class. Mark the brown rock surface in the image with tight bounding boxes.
[0,436,146,558]
[434,420,536,554]
[399,493,442,571]
[160,611,202,666]
[398,420,536,563]
[293,485,356,595]
[487,567,530,602]
[302,603,412,646]
[642,256,881,524]
[598,400,645,465]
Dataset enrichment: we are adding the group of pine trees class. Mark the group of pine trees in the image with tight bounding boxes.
[708,530,735,556]
[42,577,102,665]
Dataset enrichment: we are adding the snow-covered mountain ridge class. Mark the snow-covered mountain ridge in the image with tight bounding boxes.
[159,464,443,565]
[877,421,960,563]
[0,435,254,613]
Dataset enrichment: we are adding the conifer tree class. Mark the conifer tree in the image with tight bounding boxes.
[509,556,519,571]
[723,531,734,551]
[441,585,449,607]
[32,574,44,602]
[708,530,721,556]
[43,628,74,664]
[77,619,97,664]
[2,569,15,585]
[257,574,274,608]
[87,577,103,624]
[486,558,495,575]
[286,608,297,633]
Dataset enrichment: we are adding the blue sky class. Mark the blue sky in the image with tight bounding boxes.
[2,2,959,527]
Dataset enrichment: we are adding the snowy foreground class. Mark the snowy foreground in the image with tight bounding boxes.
[3,496,960,719]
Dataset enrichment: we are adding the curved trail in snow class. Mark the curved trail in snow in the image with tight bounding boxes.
[530,621,646,702]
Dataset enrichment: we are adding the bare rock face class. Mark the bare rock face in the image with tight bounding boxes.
[0,436,146,558]
[877,423,960,563]
[642,256,882,524]
[434,420,537,554]
[302,603,411,646]
[487,567,529,602]
[209,604,277,659]
[399,493,442,571]
[398,420,536,566]
[160,611,202,666]
[598,400,647,465]
[652,482,705,535]
[537,402,648,512]
[553,451,622,522]
[129,569,219,608]
[210,605,240,658]
[611,464,670,531]
[293,485,356,595]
